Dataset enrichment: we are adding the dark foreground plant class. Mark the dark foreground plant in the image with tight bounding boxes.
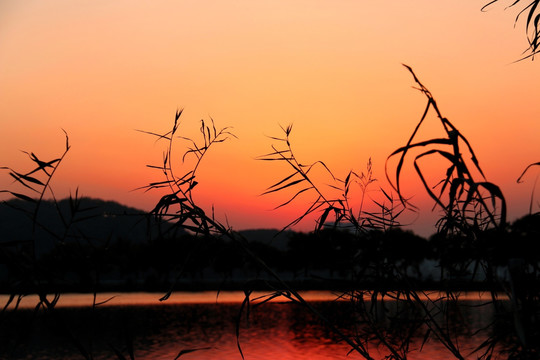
[0,131,72,301]
[383,66,538,359]
[257,65,538,360]
[1,134,158,359]
[137,110,378,359]
[517,161,540,214]
[258,124,404,234]
[0,131,108,359]
[482,0,540,60]
[2,66,538,360]
[387,65,506,239]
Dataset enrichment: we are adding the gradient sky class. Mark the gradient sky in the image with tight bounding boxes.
[1,0,539,236]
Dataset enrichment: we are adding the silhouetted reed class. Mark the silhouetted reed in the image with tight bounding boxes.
[387,65,506,239]
[136,110,376,359]
[517,161,540,214]
[2,66,539,360]
[0,131,112,359]
[482,0,540,60]
[258,125,403,234]
[255,65,538,359]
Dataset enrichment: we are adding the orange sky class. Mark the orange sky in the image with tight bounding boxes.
[1,1,539,236]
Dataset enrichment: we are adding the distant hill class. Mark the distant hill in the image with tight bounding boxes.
[0,197,150,253]
[234,228,294,251]
[0,197,294,252]
[4,196,535,293]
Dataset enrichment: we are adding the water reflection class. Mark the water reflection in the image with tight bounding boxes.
[0,291,504,360]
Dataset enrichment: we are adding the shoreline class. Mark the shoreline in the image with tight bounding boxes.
[0,278,508,296]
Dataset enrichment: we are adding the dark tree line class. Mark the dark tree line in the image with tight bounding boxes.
[2,213,538,293]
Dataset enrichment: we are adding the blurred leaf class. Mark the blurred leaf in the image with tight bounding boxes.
[3,191,36,203]
[8,172,38,192]
[135,128,171,141]
[517,161,540,183]
[174,347,212,359]
[273,187,313,210]
[316,206,334,231]
[12,171,44,186]
[264,172,299,191]
[262,179,305,195]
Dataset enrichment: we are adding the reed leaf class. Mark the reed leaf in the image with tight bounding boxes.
[174,348,212,359]
[387,65,506,235]
[517,161,540,183]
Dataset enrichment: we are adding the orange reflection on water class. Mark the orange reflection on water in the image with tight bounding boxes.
[0,290,342,309]
[1,290,508,310]
[0,290,508,360]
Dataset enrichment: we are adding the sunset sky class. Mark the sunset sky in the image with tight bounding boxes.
[1,0,538,236]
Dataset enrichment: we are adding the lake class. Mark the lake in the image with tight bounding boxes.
[0,291,508,360]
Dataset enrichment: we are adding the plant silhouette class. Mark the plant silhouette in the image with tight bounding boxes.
[482,0,540,60]
[1,66,539,360]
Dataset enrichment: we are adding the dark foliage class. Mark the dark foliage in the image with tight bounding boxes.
[1,67,539,360]
[483,0,540,59]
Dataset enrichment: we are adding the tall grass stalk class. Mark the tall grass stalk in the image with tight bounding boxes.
[2,66,538,360]
[0,131,113,359]
[258,124,404,234]
[386,65,506,238]
[138,111,376,358]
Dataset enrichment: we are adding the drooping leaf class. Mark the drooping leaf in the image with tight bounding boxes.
[135,128,172,141]
[316,206,334,232]
[517,161,540,183]
[174,348,212,359]
[8,172,38,192]
[261,179,305,195]
[273,187,313,210]
[6,191,36,203]
[264,172,300,192]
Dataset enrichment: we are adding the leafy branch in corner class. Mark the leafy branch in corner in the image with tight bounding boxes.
[482,0,540,60]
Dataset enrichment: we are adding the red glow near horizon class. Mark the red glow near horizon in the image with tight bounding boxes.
[1,1,539,236]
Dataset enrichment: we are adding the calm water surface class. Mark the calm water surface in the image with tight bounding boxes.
[0,291,506,360]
